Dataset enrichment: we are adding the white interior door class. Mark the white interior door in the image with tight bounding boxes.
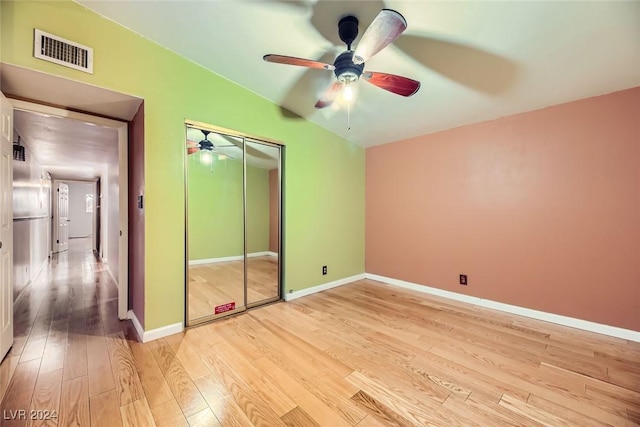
[0,93,14,361]
[54,182,69,253]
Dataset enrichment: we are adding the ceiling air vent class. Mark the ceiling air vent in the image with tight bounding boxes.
[33,29,93,74]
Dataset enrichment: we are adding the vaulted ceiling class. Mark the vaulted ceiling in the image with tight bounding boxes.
[76,0,640,147]
[5,0,640,182]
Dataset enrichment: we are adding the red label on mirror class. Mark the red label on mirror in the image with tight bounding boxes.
[214,302,236,314]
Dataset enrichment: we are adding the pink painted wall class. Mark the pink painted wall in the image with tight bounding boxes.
[366,87,640,331]
[269,168,279,254]
[128,103,145,327]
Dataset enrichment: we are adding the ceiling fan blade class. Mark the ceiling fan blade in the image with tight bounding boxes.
[363,71,420,97]
[264,54,335,71]
[314,82,343,109]
[187,139,198,155]
[353,9,407,65]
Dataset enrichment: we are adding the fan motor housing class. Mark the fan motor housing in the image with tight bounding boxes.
[334,51,364,83]
[199,140,214,151]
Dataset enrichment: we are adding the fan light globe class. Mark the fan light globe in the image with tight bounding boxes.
[343,84,354,102]
[200,150,213,165]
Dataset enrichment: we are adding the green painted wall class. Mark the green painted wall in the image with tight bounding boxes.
[188,155,269,260]
[1,0,365,330]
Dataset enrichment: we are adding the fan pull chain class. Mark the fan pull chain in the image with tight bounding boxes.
[347,100,352,131]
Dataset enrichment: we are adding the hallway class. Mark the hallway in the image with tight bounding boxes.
[0,238,132,426]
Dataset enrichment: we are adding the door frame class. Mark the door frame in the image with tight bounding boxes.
[11,99,129,320]
[0,92,14,361]
[51,179,98,254]
[95,178,101,255]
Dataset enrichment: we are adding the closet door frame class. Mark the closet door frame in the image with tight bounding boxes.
[184,120,284,327]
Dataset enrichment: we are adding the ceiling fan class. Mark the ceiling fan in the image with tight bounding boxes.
[187,130,274,162]
[263,9,420,109]
[186,130,239,159]
[187,130,215,155]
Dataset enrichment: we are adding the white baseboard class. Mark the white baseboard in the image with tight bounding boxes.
[248,251,271,258]
[253,251,270,256]
[366,274,482,305]
[365,273,640,343]
[284,273,366,301]
[189,255,242,265]
[268,251,279,258]
[189,251,272,266]
[127,310,183,343]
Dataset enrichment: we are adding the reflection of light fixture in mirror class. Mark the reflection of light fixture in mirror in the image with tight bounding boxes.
[200,150,213,165]
[199,150,215,172]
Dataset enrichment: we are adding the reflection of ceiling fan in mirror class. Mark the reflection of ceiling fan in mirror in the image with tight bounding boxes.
[187,129,277,165]
[187,129,239,161]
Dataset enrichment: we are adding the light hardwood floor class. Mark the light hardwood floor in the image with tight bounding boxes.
[1,239,639,426]
[188,257,279,322]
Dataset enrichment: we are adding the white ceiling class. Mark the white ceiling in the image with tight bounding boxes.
[0,0,640,179]
[76,0,640,147]
[13,109,118,180]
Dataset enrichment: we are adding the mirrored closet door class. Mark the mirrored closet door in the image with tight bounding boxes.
[246,139,280,306]
[185,124,282,326]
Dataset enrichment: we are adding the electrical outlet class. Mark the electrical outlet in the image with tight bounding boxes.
[460,274,467,285]
[322,265,327,275]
